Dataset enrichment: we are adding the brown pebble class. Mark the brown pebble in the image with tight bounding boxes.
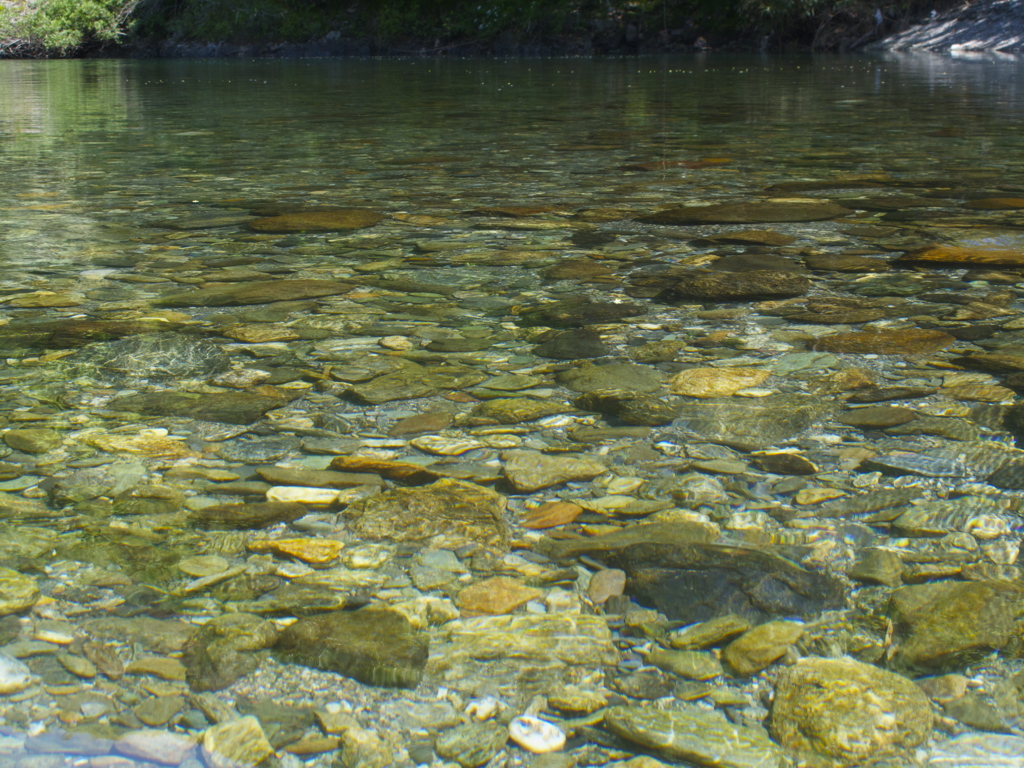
[588,569,626,605]
[521,501,583,529]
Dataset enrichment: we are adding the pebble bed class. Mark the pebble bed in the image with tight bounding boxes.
[1,56,1024,768]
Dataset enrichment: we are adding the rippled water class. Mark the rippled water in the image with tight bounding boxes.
[1,53,1024,767]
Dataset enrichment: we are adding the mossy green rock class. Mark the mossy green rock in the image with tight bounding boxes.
[661,270,810,302]
[672,393,832,450]
[273,607,427,688]
[555,362,664,394]
[637,200,851,225]
[2,428,62,454]
[344,478,510,552]
[603,704,784,768]
[722,620,804,676]
[0,567,40,616]
[154,279,353,307]
[434,722,508,768]
[770,656,932,766]
[468,397,573,425]
[889,580,1023,671]
[110,391,288,425]
[247,208,383,232]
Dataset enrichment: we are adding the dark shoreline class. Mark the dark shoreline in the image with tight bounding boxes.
[2,0,1023,60]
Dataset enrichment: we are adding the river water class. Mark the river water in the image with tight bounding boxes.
[0,54,1024,767]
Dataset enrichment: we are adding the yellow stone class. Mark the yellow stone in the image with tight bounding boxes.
[125,657,187,681]
[6,291,84,308]
[86,433,197,459]
[456,576,544,616]
[221,323,300,343]
[247,538,345,564]
[669,367,771,398]
[794,488,847,505]
[899,244,1024,267]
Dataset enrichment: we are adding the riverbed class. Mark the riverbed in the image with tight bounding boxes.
[1,54,1024,768]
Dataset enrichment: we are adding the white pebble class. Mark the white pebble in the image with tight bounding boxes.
[507,715,565,754]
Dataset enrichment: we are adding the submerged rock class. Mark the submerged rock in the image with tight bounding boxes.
[771,656,933,767]
[813,327,956,355]
[659,270,810,302]
[344,478,510,551]
[110,391,289,424]
[672,393,832,449]
[888,580,1023,672]
[74,332,231,383]
[273,607,428,688]
[637,199,851,225]
[603,704,784,768]
[154,279,353,307]
[247,208,384,232]
[546,523,843,623]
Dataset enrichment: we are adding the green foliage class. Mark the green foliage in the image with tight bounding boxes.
[0,0,136,53]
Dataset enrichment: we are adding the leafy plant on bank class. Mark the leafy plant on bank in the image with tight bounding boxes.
[0,0,139,55]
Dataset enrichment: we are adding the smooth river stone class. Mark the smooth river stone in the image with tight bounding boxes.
[553,523,843,624]
[0,567,40,616]
[189,501,308,530]
[154,279,353,307]
[255,465,383,489]
[661,270,810,302]
[329,455,438,484]
[468,397,574,425]
[695,229,797,246]
[770,659,933,765]
[247,208,384,232]
[669,367,770,397]
[898,244,1024,267]
[812,327,955,355]
[771,656,933,767]
[637,199,851,225]
[603,704,784,768]
[246,538,345,564]
[110,391,288,425]
[533,328,609,359]
[202,716,275,768]
[555,362,664,394]
[0,652,32,694]
[722,620,804,676]
[672,393,831,449]
[456,576,544,616]
[273,607,427,688]
[2,428,62,453]
[517,298,647,327]
[86,433,198,459]
[888,580,1023,672]
[344,478,510,552]
[521,501,584,529]
[434,614,619,671]
[502,449,607,492]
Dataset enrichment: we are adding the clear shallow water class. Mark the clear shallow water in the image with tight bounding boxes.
[1,54,1024,767]
[0,54,1023,275]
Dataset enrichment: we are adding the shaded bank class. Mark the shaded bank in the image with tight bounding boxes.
[0,0,1004,59]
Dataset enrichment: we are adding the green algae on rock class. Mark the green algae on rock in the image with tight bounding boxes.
[343,478,510,552]
[888,580,1023,672]
[637,199,852,225]
[109,391,290,425]
[273,607,428,688]
[603,704,784,768]
[770,656,933,767]
[659,270,810,302]
[154,279,354,307]
[247,208,384,232]
[812,327,956,355]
